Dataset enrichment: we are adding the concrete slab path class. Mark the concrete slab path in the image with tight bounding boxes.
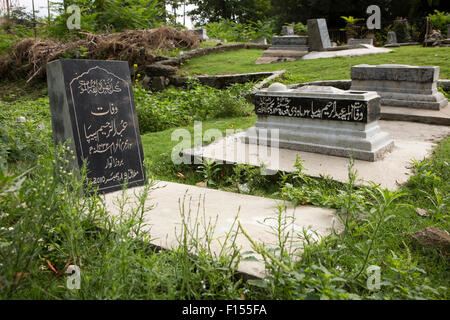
[302,46,392,60]
[103,181,338,278]
[381,105,450,126]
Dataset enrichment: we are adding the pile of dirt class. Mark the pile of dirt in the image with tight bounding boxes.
[0,26,199,82]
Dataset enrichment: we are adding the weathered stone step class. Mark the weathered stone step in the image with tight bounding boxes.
[381,105,450,125]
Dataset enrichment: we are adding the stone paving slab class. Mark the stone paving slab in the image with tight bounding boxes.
[381,105,450,125]
[183,121,450,190]
[302,46,392,60]
[103,181,338,278]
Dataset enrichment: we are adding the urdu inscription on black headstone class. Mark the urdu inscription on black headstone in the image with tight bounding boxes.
[47,59,146,194]
[253,94,375,123]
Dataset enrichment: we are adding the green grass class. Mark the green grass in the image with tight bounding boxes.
[0,79,48,102]
[156,41,243,57]
[142,115,256,183]
[180,46,450,83]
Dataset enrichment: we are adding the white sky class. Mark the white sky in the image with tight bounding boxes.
[7,0,195,28]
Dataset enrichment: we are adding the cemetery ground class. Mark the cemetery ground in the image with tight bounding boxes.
[0,46,449,300]
[180,45,450,82]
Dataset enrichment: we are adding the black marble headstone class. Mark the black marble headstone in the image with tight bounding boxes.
[47,59,146,194]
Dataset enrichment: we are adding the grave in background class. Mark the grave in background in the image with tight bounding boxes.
[257,18,391,64]
[385,31,399,47]
[307,18,332,51]
[47,59,146,194]
[351,64,448,110]
[256,25,310,64]
[193,28,209,41]
[241,83,394,161]
[348,38,374,46]
[282,25,295,36]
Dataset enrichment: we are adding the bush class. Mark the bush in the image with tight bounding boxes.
[44,0,166,39]
[204,19,276,42]
[0,98,52,166]
[0,24,34,55]
[134,81,254,133]
[428,10,450,36]
[392,18,411,43]
[289,22,308,35]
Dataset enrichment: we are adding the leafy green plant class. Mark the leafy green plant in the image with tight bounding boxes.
[196,158,221,186]
[204,19,275,42]
[340,16,364,40]
[428,10,450,36]
[0,24,34,55]
[392,18,411,43]
[134,81,254,133]
[0,98,52,165]
[44,0,165,39]
[286,22,308,35]
[240,154,447,300]
[340,16,364,25]
[438,86,449,99]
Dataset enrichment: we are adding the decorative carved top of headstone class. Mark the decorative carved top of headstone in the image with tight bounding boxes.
[267,82,288,92]
[295,85,345,94]
[387,31,397,44]
[47,59,146,194]
[282,26,295,36]
[307,19,332,51]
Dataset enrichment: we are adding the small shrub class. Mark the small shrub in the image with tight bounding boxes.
[392,18,411,43]
[134,81,254,133]
[288,22,308,36]
[204,19,275,42]
[428,10,450,36]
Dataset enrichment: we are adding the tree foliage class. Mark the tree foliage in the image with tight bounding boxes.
[46,0,166,38]
[188,0,271,24]
[188,0,449,27]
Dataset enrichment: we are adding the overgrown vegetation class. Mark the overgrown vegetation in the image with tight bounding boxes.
[204,19,276,42]
[428,10,450,36]
[0,73,448,299]
[0,2,449,297]
[135,80,254,133]
[0,26,199,81]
